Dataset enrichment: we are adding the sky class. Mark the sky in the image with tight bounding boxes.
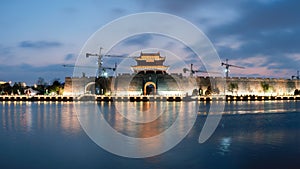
[0,0,299,85]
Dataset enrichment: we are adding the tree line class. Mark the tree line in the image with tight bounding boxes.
[0,77,64,95]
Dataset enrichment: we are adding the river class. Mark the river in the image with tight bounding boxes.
[0,100,299,169]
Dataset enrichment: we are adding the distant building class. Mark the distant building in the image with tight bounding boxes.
[0,81,7,85]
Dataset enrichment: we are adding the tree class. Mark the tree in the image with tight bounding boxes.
[192,89,198,96]
[37,77,47,86]
[228,82,238,95]
[0,83,12,95]
[205,86,211,96]
[12,82,24,95]
[36,77,48,94]
[287,81,296,93]
[47,79,64,95]
[261,82,269,95]
[212,87,220,94]
[294,89,300,95]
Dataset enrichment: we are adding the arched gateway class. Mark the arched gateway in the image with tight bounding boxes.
[144,81,156,95]
[85,82,95,94]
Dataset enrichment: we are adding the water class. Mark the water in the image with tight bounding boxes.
[0,101,299,169]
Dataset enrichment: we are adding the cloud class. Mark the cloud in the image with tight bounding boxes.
[121,34,153,47]
[111,8,127,15]
[19,40,62,49]
[196,0,300,78]
[64,53,76,61]
[0,45,12,55]
[2,0,298,83]
[226,55,297,78]
[208,1,300,52]
[0,45,17,64]
[137,0,209,14]
[287,53,300,62]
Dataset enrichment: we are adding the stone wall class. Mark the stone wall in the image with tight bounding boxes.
[63,77,96,96]
[63,75,300,96]
[196,76,300,96]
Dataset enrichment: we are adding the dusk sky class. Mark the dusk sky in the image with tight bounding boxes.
[0,0,299,85]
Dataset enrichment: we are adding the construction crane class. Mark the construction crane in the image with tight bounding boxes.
[292,70,299,80]
[62,63,117,77]
[221,59,245,78]
[85,47,135,77]
[183,64,220,77]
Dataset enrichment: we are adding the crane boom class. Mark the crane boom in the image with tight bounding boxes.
[221,59,245,78]
[62,64,117,71]
[183,64,221,77]
[222,63,244,69]
[85,47,134,77]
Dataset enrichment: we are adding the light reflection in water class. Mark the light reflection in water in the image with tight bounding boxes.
[0,100,299,168]
[0,102,81,135]
[235,130,286,145]
[98,101,198,138]
[76,101,198,158]
[198,100,300,115]
[218,137,232,155]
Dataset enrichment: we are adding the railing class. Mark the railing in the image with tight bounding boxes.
[0,95,299,102]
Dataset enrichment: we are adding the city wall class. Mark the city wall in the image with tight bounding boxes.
[64,74,300,96]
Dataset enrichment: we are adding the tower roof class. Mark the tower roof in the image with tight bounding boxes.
[135,52,165,62]
[131,52,169,73]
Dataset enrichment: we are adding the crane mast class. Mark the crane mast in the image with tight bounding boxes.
[183,64,219,77]
[63,47,135,77]
[85,47,133,77]
[221,59,245,78]
[86,47,106,77]
[292,70,299,80]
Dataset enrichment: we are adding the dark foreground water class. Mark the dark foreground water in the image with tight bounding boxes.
[0,101,299,169]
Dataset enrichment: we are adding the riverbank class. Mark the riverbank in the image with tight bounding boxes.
[0,95,299,102]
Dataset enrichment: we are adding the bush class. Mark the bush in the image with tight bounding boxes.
[294,89,300,95]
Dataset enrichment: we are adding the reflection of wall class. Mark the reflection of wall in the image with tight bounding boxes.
[1,103,81,135]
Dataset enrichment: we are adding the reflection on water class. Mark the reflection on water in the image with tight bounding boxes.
[0,101,80,135]
[99,101,196,138]
[218,137,232,155]
[198,100,300,115]
[76,101,198,158]
[0,100,299,169]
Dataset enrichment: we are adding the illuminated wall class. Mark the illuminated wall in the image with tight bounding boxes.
[63,76,300,96]
[63,77,96,96]
[197,76,299,96]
